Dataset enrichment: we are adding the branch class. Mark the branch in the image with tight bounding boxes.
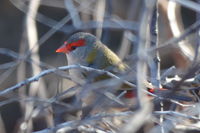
[0,65,136,97]
[0,61,17,70]
[154,111,200,121]
[64,0,81,28]
[33,111,134,133]
[10,0,138,34]
[172,0,200,13]
[1,63,192,108]
[94,0,106,38]
[149,20,200,53]
[122,0,157,132]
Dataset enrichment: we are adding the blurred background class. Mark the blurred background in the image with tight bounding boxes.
[0,0,198,133]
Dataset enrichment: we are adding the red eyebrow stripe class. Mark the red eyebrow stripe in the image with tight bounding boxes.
[66,39,86,52]
[56,39,86,54]
[66,39,85,53]
[69,39,85,47]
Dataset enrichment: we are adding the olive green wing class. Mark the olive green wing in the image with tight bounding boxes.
[98,44,129,72]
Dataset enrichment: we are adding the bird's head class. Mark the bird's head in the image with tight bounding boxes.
[56,32,97,57]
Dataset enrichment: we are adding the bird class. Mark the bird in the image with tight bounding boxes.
[55,32,193,106]
[56,32,129,85]
[56,32,139,117]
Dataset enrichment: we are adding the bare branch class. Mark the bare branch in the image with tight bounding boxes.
[154,111,200,121]
[64,0,81,28]
[33,111,134,133]
[172,0,200,13]
[0,65,136,96]
[122,0,157,132]
[149,20,200,54]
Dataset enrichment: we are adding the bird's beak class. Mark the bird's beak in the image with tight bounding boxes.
[56,45,68,54]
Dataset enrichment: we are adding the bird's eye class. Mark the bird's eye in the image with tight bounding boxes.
[71,46,77,50]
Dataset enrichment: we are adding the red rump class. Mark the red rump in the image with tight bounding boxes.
[56,39,85,53]
[148,88,155,93]
[124,90,136,98]
[124,88,167,99]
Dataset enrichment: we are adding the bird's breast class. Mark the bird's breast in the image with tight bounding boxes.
[66,54,88,84]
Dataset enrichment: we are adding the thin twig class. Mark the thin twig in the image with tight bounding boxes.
[64,0,81,28]
[33,111,134,133]
[150,1,160,88]
[122,0,157,132]
[0,65,135,96]
[172,0,200,13]
[154,111,200,121]
[149,20,200,54]
[94,0,105,38]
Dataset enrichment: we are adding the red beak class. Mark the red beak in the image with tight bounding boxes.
[56,45,68,54]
